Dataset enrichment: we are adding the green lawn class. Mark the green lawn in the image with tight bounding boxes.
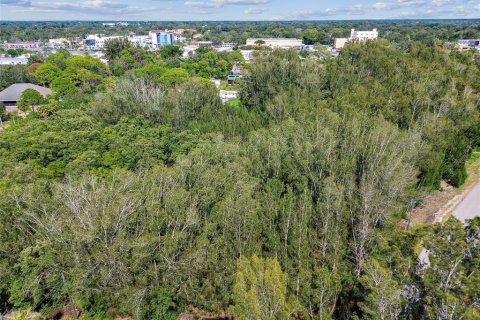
[228,98,241,107]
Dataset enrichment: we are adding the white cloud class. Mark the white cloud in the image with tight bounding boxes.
[244,7,266,14]
[372,2,389,9]
[5,0,157,16]
[431,0,461,5]
[0,0,32,6]
[185,0,269,8]
[184,1,215,7]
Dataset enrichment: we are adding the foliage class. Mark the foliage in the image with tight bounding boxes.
[0,27,479,320]
[230,255,294,320]
[0,64,29,90]
[0,102,7,121]
[422,218,480,319]
[17,89,46,112]
[159,45,182,59]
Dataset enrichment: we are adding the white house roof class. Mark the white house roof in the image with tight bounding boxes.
[0,83,52,102]
[0,57,29,65]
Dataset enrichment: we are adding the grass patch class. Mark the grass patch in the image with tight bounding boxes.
[470,151,480,164]
[228,98,241,107]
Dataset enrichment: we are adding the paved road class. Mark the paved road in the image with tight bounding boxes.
[452,182,480,222]
[419,181,480,266]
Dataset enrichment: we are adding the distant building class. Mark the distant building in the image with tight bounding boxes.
[84,34,123,49]
[47,38,71,48]
[221,42,236,48]
[458,39,480,49]
[191,41,213,47]
[334,38,349,49]
[102,22,129,27]
[246,38,303,48]
[0,56,29,65]
[48,38,70,45]
[149,30,175,48]
[0,83,52,112]
[335,28,379,49]
[219,90,238,103]
[127,34,151,47]
[350,28,378,41]
[3,41,42,49]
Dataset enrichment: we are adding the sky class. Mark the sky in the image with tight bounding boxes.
[0,0,479,21]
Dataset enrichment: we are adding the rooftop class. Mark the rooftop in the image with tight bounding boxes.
[0,83,52,102]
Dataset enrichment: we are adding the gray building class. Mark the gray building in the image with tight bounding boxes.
[0,83,52,112]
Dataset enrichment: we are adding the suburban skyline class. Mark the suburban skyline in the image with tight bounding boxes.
[0,0,479,21]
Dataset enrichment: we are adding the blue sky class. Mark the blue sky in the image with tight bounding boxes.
[0,0,479,21]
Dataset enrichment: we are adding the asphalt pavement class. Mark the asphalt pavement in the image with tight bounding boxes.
[452,182,480,222]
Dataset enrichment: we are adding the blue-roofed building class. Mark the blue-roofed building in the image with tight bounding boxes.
[150,30,175,49]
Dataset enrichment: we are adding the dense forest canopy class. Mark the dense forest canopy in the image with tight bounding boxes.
[0,21,480,319]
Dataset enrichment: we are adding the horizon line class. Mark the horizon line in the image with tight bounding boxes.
[1,18,480,23]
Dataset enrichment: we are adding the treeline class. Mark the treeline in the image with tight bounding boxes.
[0,39,479,319]
[2,20,480,46]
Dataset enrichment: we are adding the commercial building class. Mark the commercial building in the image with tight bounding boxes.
[48,38,69,44]
[0,83,52,113]
[350,28,378,41]
[127,34,151,48]
[3,41,42,49]
[458,39,480,49]
[246,38,303,48]
[150,30,175,48]
[335,29,379,49]
[334,38,349,50]
[84,34,123,49]
[48,38,71,47]
[191,41,213,47]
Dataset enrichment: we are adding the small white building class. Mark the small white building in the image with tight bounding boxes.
[350,28,379,41]
[334,38,349,50]
[335,29,379,49]
[0,56,29,65]
[3,41,42,49]
[84,34,123,49]
[47,38,71,48]
[127,34,151,48]
[219,90,238,103]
